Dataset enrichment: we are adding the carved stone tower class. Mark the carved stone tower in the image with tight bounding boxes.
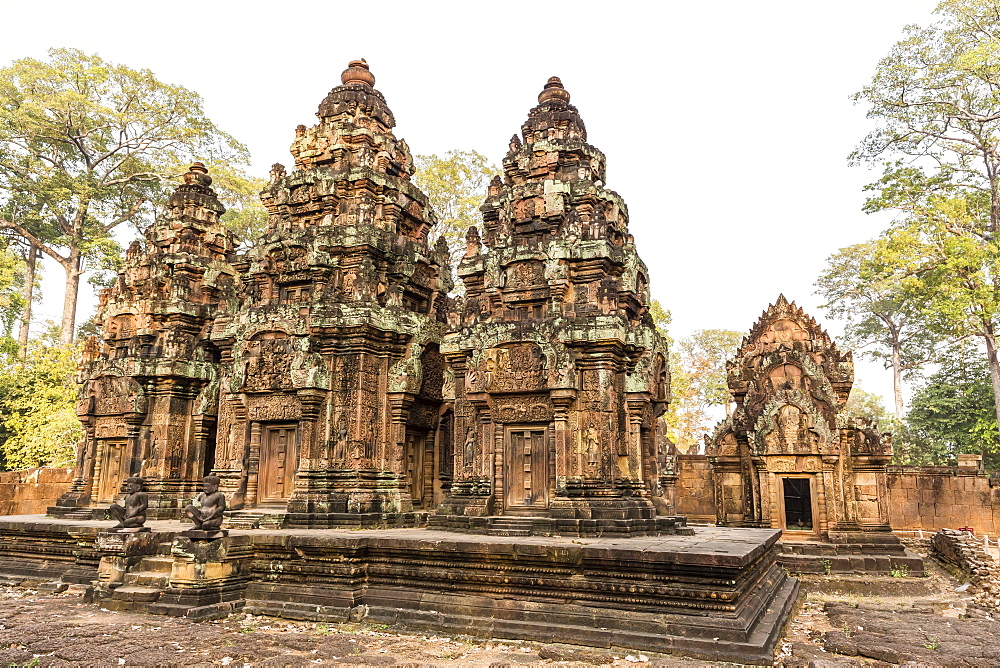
[437,77,672,530]
[210,60,451,522]
[53,163,238,518]
[706,295,898,544]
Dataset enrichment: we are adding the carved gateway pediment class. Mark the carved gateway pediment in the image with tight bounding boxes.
[705,415,738,457]
[476,342,547,393]
[751,392,834,456]
[80,375,147,417]
[241,332,294,392]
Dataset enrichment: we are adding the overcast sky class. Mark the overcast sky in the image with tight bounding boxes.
[0,0,945,406]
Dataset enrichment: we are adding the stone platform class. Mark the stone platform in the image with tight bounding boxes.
[0,516,798,664]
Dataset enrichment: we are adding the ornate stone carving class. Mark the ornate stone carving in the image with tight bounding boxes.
[439,76,671,521]
[707,295,895,541]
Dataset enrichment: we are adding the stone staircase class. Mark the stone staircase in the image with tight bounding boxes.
[106,554,173,610]
[225,510,287,530]
[488,517,536,537]
[57,507,105,521]
[225,511,266,530]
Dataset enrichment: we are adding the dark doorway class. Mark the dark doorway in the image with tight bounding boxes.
[782,477,813,531]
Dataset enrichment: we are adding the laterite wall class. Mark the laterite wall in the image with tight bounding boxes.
[671,456,1000,536]
[0,468,73,515]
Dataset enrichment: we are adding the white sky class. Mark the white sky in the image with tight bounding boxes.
[0,0,945,407]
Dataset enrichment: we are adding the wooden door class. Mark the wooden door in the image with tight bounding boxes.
[405,430,427,508]
[505,428,548,508]
[97,441,129,503]
[259,425,297,502]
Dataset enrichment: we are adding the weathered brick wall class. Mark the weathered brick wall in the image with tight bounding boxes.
[0,468,72,515]
[886,467,1000,536]
[931,528,1000,612]
[673,455,716,523]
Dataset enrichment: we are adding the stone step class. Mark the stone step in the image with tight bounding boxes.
[489,530,531,537]
[226,512,266,529]
[137,556,174,573]
[60,508,101,520]
[258,514,286,529]
[110,585,163,603]
[124,570,171,587]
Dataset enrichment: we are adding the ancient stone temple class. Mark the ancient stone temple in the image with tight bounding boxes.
[434,77,672,532]
[52,60,452,525]
[209,59,451,523]
[53,162,238,519]
[5,63,803,664]
[705,296,900,545]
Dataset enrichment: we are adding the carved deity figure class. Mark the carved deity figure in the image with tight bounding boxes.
[463,427,477,467]
[184,475,227,530]
[108,476,148,530]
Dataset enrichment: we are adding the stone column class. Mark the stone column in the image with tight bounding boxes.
[246,422,262,508]
[550,389,576,487]
[625,394,647,482]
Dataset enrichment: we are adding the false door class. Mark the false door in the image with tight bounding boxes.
[96,440,129,503]
[405,430,431,508]
[258,425,297,502]
[505,427,548,509]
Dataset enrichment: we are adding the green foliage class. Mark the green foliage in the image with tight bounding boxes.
[843,387,894,423]
[0,48,253,343]
[413,150,497,267]
[648,299,673,345]
[0,245,24,346]
[852,0,1000,186]
[816,241,941,418]
[0,331,81,470]
[679,329,743,408]
[852,1,1000,433]
[902,342,1000,469]
[665,327,742,453]
[207,161,268,242]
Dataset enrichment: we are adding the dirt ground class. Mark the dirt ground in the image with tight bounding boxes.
[0,584,703,668]
[0,545,997,667]
[777,544,1000,667]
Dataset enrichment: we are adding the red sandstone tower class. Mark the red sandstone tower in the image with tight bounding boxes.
[435,77,675,533]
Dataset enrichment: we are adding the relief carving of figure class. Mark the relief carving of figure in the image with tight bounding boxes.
[463,427,476,468]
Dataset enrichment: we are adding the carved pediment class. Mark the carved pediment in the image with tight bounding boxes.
[750,390,834,456]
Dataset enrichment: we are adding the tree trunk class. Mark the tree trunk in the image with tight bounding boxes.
[891,343,905,420]
[17,244,37,356]
[59,249,81,346]
[982,323,1000,438]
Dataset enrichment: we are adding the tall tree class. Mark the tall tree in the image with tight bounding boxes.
[210,162,268,242]
[667,328,742,452]
[852,0,1000,431]
[0,330,80,470]
[413,150,497,269]
[816,241,941,418]
[0,48,249,344]
[842,386,894,423]
[904,341,1000,469]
